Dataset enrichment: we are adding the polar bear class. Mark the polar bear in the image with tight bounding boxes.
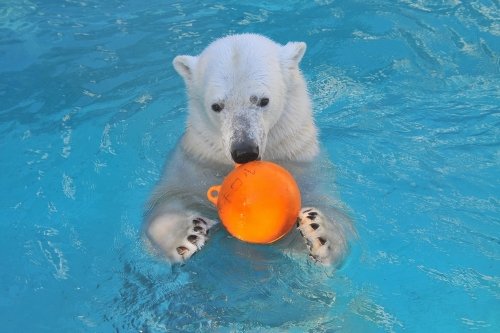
[145,34,353,265]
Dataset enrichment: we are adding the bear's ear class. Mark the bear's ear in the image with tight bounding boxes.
[173,55,198,83]
[280,42,307,69]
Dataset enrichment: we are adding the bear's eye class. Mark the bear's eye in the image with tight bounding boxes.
[258,98,269,107]
[211,103,224,112]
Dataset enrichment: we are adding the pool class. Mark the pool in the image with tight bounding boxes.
[1,0,499,331]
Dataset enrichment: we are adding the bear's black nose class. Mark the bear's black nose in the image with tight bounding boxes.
[231,144,260,164]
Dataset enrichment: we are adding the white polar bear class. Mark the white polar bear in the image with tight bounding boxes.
[145,34,353,265]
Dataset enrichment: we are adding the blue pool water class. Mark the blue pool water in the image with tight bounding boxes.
[1,0,499,331]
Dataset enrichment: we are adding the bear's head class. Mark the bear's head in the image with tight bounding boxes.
[173,34,307,164]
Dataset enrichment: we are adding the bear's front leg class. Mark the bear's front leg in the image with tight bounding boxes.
[146,211,216,263]
[296,207,348,265]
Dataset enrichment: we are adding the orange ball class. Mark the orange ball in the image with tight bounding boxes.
[207,161,301,244]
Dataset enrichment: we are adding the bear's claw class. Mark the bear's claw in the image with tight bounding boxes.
[176,246,189,255]
[173,216,216,261]
[296,207,335,265]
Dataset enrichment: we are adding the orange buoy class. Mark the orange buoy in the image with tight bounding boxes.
[207,161,301,244]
